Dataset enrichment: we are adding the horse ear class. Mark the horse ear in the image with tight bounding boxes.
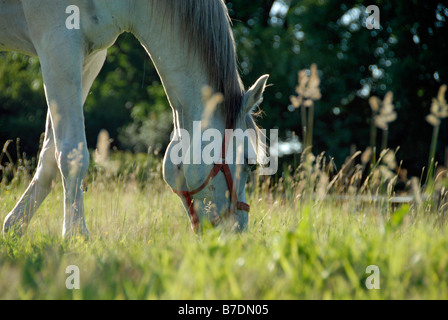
[243,74,269,114]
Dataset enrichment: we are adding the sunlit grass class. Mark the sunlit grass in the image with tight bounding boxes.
[1,159,448,299]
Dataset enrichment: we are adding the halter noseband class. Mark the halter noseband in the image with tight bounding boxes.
[171,132,250,231]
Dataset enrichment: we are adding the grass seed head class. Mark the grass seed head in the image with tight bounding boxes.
[427,84,448,125]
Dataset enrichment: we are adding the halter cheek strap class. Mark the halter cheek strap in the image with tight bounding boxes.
[171,133,250,230]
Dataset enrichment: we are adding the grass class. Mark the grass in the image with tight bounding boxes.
[1,152,448,300]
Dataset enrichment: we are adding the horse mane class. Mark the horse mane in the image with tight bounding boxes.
[150,0,245,128]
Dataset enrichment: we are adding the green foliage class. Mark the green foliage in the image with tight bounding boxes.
[229,0,448,174]
[85,34,172,154]
[0,53,46,159]
[118,84,173,154]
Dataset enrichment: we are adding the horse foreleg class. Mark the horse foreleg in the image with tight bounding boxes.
[2,50,108,238]
[57,50,108,238]
[3,112,58,236]
[31,47,91,239]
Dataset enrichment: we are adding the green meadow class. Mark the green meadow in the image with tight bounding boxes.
[1,152,447,300]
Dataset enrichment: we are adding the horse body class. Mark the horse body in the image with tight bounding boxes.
[1,0,268,237]
[0,0,35,55]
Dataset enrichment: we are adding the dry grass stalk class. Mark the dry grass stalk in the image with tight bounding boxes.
[426,84,448,126]
[369,91,397,153]
[425,84,448,187]
[94,129,112,165]
[410,177,423,206]
[290,63,321,151]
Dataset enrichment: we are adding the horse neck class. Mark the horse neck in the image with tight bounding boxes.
[129,15,217,135]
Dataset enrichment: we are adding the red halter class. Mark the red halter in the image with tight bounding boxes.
[171,131,250,230]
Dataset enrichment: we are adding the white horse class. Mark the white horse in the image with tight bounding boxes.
[1,0,269,237]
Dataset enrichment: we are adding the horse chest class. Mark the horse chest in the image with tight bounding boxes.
[81,11,122,54]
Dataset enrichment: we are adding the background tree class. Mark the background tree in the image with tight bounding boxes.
[1,0,447,178]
